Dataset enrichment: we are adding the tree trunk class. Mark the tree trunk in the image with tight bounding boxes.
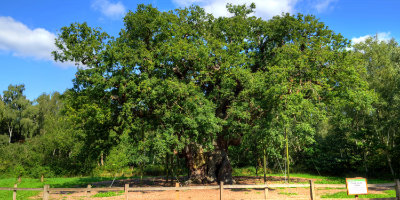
[100,152,104,166]
[285,127,290,183]
[263,148,267,183]
[8,124,13,143]
[387,153,395,178]
[165,153,169,184]
[183,143,234,184]
[363,151,368,178]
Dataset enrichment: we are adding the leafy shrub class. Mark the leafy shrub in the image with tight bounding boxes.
[0,135,8,145]
[144,165,165,176]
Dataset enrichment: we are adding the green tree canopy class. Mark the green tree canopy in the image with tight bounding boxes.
[1,84,37,143]
[52,4,374,182]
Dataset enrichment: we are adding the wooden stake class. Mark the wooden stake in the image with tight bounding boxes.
[13,184,17,200]
[395,179,400,200]
[43,185,50,200]
[220,181,224,200]
[309,180,316,200]
[175,182,180,200]
[86,184,91,196]
[263,148,267,184]
[41,174,44,182]
[285,127,290,183]
[264,186,268,200]
[125,183,129,200]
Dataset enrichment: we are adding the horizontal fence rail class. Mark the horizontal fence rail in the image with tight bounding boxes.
[0,187,42,191]
[1,179,400,200]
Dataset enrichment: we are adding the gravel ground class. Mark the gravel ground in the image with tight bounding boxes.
[31,176,392,200]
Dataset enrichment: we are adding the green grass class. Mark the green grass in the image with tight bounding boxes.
[321,190,395,198]
[92,191,124,197]
[232,167,392,184]
[0,170,394,200]
[317,187,346,190]
[0,177,121,200]
[278,192,298,196]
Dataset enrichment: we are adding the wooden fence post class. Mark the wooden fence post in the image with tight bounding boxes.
[309,180,316,200]
[395,179,400,200]
[86,184,91,196]
[13,184,17,200]
[41,174,44,182]
[125,183,129,200]
[220,181,224,200]
[175,182,180,200]
[43,185,50,200]
[264,186,268,200]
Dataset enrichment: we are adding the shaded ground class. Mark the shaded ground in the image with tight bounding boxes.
[31,176,394,200]
[89,175,314,187]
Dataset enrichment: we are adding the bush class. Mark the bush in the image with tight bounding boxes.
[11,164,26,177]
[0,135,9,145]
[144,165,165,176]
[30,166,54,178]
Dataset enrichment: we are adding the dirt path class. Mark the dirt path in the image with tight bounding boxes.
[32,176,393,200]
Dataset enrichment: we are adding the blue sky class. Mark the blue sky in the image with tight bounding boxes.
[0,0,399,100]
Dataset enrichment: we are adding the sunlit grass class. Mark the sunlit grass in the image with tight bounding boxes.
[321,190,395,198]
[0,177,120,200]
[278,192,298,196]
[92,191,124,197]
[232,167,392,184]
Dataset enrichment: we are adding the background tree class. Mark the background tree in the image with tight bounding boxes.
[353,37,400,177]
[1,84,37,143]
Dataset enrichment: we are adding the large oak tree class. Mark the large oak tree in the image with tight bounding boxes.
[53,4,372,183]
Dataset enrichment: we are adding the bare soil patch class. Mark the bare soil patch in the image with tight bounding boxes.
[33,176,392,200]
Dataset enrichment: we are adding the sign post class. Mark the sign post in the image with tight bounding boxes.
[346,178,368,199]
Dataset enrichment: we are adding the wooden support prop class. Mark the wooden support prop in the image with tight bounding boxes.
[125,183,129,200]
[13,184,17,200]
[43,185,50,200]
[86,184,91,196]
[309,180,316,200]
[264,187,268,200]
[41,174,44,182]
[18,176,21,183]
[175,182,180,200]
[220,181,224,200]
[395,179,400,200]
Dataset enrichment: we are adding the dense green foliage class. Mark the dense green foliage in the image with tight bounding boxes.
[0,4,400,180]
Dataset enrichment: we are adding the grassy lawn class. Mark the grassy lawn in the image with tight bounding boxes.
[0,170,394,200]
[321,190,396,198]
[0,177,120,200]
[92,191,124,197]
[278,192,298,196]
[232,167,393,184]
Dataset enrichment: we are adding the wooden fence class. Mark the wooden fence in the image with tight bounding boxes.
[1,179,400,200]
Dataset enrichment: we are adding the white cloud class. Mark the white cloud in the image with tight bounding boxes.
[0,17,55,60]
[91,0,126,19]
[172,0,338,19]
[351,32,392,44]
[173,0,298,19]
[0,16,75,68]
[314,0,337,13]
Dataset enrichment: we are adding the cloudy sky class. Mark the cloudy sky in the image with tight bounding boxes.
[0,0,399,100]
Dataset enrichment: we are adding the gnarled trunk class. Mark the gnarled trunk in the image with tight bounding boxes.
[183,143,234,184]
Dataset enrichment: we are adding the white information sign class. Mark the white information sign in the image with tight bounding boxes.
[346,178,368,195]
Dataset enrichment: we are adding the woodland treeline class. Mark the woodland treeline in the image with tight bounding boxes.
[1,4,400,182]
